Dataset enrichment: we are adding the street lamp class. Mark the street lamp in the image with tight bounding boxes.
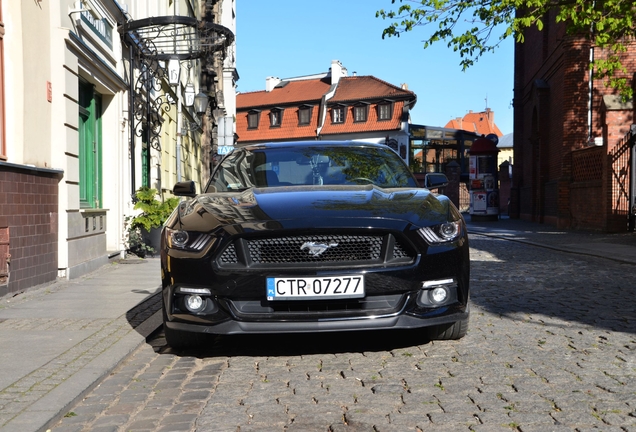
[193,91,209,115]
[167,59,211,179]
[184,82,196,107]
[167,57,181,86]
[181,93,209,134]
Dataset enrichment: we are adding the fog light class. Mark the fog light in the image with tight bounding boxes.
[185,294,205,312]
[429,287,449,304]
[417,279,458,307]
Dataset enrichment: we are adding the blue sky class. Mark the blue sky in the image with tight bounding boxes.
[235,0,515,135]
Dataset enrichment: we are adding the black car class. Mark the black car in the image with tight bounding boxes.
[160,141,470,350]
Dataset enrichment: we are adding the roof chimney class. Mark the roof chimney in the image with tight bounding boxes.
[265,76,281,92]
[330,60,348,85]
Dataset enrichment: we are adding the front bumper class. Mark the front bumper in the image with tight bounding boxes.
[164,300,469,335]
[162,228,470,336]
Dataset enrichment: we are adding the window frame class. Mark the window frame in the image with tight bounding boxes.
[269,107,284,128]
[247,110,261,129]
[298,105,313,126]
[331,105,345,124]
[353,103,369,123]
[377,101,394,121]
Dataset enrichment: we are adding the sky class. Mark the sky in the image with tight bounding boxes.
[234,0,515,135]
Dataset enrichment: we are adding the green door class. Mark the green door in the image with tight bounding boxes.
[78,80,102,209]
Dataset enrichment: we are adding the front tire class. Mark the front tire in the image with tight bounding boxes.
[426,316,469,340]
[162,309,214,351]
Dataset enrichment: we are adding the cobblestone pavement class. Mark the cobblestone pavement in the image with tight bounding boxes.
[49,234,636,432]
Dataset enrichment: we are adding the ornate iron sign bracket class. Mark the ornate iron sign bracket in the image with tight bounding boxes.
[118,15,234,199]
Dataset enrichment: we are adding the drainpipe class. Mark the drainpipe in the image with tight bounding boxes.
[129,45,136,200]
[175,1,182,182]
[587,45,594,144]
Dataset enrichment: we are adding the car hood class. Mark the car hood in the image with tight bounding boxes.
[172,185,453,233]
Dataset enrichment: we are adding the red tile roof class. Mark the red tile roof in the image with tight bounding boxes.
[236,105,320,143]
[236,78,331,108]
[320,101,405,136]
[235,75,416,144]
[444,109,503,137]
[331,76,415,102]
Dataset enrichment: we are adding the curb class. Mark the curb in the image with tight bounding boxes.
[468,228,636,266]
[0,293,163,432]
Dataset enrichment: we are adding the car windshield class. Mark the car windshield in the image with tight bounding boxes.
[206,145,418,192]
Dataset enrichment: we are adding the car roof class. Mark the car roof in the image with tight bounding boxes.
[241,140,388,151]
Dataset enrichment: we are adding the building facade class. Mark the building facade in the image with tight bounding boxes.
[512,11,635,231]
[0,0,234,297]
[235,60,416,161]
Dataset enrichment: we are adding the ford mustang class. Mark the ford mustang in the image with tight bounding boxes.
[160,141,470,350]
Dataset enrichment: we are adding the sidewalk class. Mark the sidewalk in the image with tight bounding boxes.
[0,257,163,432]
[466,215,636,265]
[0,218,635,432]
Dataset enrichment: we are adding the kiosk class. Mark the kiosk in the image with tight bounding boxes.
[468,135,500,221]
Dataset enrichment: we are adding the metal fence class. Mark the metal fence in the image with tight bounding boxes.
[608,125,636,231]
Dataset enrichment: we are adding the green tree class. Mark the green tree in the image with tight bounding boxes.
[376,0,635,99]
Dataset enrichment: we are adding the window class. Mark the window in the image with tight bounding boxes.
[298,106,312,125]
[378,102,393,121]
[354,105,368,122]
[332,106,344,124]
[270,108,283,127]
[78,79,102,209]
[247,111,260,129]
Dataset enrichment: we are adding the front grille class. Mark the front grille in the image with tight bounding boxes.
[249,235,382,263]
[216,233,414,269]
[220,244,238,264]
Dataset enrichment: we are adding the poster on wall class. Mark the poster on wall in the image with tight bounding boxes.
[478,156,491,178]
[473,192,487,212]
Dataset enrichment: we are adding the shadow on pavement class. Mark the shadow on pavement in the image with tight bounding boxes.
[468,233,636,336]
[154,328,433,358]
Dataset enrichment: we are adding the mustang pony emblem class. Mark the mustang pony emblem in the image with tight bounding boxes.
[300,241,338,257]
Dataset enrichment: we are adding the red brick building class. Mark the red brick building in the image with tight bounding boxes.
[236,60,416,160]
[512,11,635,231]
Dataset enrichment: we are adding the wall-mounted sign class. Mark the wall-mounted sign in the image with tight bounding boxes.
[218,146,235,155]
[81,10,113,49]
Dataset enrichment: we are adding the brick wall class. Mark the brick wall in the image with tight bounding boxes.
[0,163,62,297]
[513,15,636,231]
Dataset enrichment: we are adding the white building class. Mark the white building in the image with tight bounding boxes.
[0,0,234,296]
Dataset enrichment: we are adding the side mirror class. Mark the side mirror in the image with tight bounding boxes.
[173,181,196,197]
[424,173,448,190]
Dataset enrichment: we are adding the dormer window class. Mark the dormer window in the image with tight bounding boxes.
[247,110,261,129]
[298,105,313,125]
[353,103,369,123]
[269,108,284,127]
[378,101,393,121]
[332,106,345,124]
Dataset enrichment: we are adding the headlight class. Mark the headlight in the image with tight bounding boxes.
[417,221,461,245]
[166,228,213,251]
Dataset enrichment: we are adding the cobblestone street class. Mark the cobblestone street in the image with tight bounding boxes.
[50,233,636,432]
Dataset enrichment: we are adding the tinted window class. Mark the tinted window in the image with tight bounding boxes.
[206,145,417,192]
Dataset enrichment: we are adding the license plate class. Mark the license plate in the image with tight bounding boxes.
[266,275,365,301]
